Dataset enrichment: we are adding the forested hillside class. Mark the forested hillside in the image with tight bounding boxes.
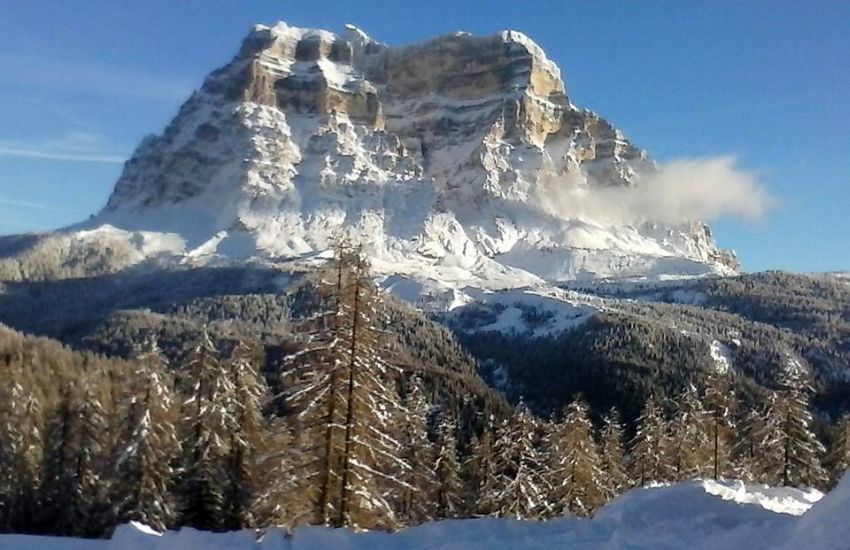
[2,252,849,537]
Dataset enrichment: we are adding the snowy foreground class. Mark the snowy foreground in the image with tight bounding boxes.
[2,477,846,550]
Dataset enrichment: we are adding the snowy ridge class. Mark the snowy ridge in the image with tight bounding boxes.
[4,477,844,550]
[1,20,736,307]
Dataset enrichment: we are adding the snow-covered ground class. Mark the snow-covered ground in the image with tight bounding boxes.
[3,476,846,550]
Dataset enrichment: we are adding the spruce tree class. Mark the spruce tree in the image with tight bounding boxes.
[547,399,606,517]
[599,408,630,500]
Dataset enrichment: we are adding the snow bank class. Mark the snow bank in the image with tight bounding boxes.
[700,479,822,516]
[0,477,843,550]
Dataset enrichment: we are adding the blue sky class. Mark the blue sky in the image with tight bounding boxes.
[0,1,848,272]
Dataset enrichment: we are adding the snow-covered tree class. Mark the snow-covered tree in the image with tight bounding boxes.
[733,400,770,482]
[178,329,236,530]
[398,377,436,524]
[112,339,180,532]
[284,240,359,526]
[0,358,43,532]
[547,399,606,517]
[703,370,736,480]
[433,411,463,519]
[251,419,309,529]
[827,413,850,485]
[756,362,828,488]
[462,422,494,516]
[287,247,410,530]
[630,395,672,486]
[599,407,630,500]
[37,366,111,537]
[668,384,710,481]
[336,253,410,530]
[70,368,112,536]
[39,386,77,534]
[482,403,549,520]
[223,340,269,529]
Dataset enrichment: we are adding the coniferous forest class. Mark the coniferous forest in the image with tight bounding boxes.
[0,248,848,537]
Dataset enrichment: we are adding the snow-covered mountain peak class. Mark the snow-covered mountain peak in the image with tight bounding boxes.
[2,21,737,295]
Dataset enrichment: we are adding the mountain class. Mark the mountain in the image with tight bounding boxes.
[0,21,735,293]
[0,21,847,423]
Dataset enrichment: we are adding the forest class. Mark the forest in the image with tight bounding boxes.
[1,249,849,536]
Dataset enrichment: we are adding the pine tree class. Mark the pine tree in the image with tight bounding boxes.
[757,362,828,488]
[482,403,549,520]
[703,370,736,480]
[547,399,606,517]
[827,413,850,485]
[178,330,235,530]
[668,384,710,481]
[433,411,463,519]
[112,339,180,532]
[630,395,671,486]
[599,408,630,500]
[398,377,436,525]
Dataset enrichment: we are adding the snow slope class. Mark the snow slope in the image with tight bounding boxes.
[1,477,841,550]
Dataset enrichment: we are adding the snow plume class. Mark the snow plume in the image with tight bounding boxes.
[535,156,774,225]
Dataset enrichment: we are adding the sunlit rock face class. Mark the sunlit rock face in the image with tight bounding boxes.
[1,21,737,289]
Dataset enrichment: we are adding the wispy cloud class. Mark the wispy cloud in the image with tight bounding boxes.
[0,52,196,102]
[0,146,125,164]
[0,132,127,164]
[0,197,59,211]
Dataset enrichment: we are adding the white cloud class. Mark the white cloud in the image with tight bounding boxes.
[535,156,774,225]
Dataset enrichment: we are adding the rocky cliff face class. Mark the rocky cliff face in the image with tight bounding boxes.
[2,21,737,295]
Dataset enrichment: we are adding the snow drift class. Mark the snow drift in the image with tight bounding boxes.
[2,476,845,550]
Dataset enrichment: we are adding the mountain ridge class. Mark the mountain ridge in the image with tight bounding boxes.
[1,21,735,293]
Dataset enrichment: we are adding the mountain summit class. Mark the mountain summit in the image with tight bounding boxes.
[1,22,736,293]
